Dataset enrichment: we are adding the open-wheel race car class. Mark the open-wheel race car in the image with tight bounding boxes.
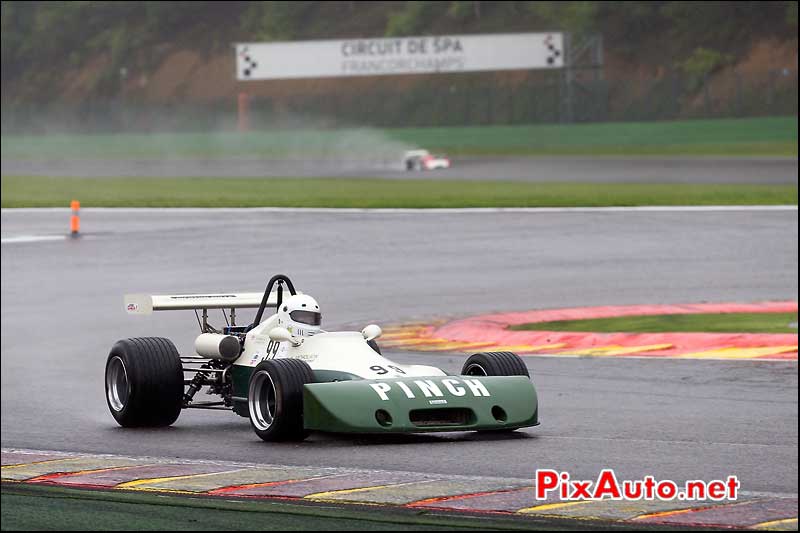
[105,275,539,441]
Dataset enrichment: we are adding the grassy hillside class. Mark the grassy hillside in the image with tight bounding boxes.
[2,1,797,105]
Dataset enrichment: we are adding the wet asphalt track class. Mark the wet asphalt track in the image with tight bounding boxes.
[1,207,797,496]
[2,155,798,183]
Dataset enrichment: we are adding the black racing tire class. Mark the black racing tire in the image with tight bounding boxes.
[105,337,184,428]
[367,339,382,355]
[248,358,314,442]
[462,352,530,434]
[461,351,530,378]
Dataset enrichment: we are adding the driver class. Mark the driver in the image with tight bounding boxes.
[277,294,322,337]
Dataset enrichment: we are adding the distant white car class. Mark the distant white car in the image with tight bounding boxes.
[403,149,451,171]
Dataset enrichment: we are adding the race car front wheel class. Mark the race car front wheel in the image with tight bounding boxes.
[105,337,184,427]
[248,359,314,442]
[461,351,530,378]
[462,352,531,434]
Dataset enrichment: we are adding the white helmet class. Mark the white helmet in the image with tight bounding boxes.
[277,294,321,337]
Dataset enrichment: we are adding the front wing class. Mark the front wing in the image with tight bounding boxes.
[303,375,538,433]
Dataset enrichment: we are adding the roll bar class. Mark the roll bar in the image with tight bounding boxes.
[249,274,297,330]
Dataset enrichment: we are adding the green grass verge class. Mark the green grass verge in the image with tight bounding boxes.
[387,116,799,156]
[2,483,661,531]
[509,312,799,334]
[1,117,796,159]
[2,176,796,208]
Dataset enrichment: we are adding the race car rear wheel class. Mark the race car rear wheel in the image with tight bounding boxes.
[461,351,530,378]
[248,359,314,442]
[105,337,184,427]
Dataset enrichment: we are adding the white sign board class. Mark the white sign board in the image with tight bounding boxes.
[236,32,563,80]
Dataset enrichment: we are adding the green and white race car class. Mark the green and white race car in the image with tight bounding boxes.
[105,274,539,441]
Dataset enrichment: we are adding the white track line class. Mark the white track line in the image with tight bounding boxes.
[1,235,67,244]
[2,205,797,215]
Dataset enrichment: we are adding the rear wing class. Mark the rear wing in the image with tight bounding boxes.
[125,291,293,315]
[126,274,299,333]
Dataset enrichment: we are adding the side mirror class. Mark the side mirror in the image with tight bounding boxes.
[269,327,298,346]
[362,324,382,342]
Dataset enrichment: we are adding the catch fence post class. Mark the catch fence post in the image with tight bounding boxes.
[238,92,250,132]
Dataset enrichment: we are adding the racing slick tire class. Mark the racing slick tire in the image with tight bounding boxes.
[248,358,314,442]
[461,351,529,378]
[105,337,184,428]
[462,352,530,434]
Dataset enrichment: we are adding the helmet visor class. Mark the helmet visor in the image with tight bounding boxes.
[289,310,321,326]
